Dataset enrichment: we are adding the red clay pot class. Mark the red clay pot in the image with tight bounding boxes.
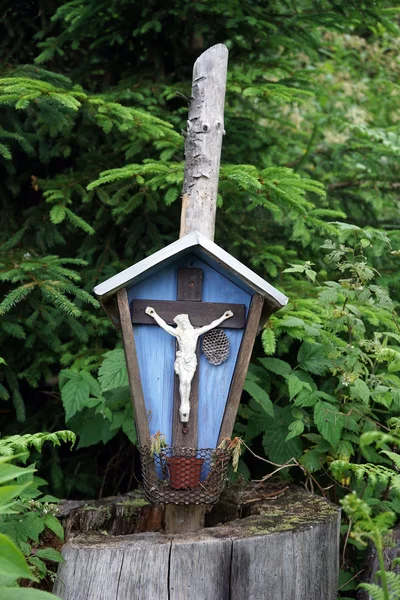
[167,456,204,490]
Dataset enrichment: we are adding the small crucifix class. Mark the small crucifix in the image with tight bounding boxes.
[144,306,233,423]
[131,267,246,447]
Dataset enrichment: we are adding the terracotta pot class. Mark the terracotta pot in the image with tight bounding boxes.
[167,456,204,490]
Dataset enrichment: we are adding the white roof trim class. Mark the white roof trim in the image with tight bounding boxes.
[93,230,288,307]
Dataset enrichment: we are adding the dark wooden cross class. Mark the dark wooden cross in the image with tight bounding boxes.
[131,267,245,448]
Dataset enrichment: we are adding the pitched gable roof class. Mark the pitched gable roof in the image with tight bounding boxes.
[93,230,288,310]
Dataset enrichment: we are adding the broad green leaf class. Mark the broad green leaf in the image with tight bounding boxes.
[83,397,104,409]
[373,391,392,409]
[109,411,126,431]
[335,440,354,459]
[351,379,370,404]
[300,449,324,472]
[13,512,46,543]
[35,548,64,562]
[59,369,82,384]
[294,390,320,407]
[391,388,400,409]
[28,556,47,576]
[305,269,317,282]
[338,569,358,592]
[0,484,28,513]
[333,222,361,232]
[343,414,360,433]
[314,401,344,448]
[292,407,304,420]
[0,534,36,586]
[98,349,128,391]
[318,287,338,304]
[297,343,329,375]
[95,404,112,421]
[302,433,323,443]
[287,375,311,400]
[283,263,306,274]
[263,406,303,463]
[76,413,119,449]
[61,377,90,421]
[286,419,304,441]
[79,371,102,398]
[246,401,272,442]
[243,380,274,416]
[122,419,137,444]
[0,463,35,485]
[258,357,292,377]
[44,514,64,541]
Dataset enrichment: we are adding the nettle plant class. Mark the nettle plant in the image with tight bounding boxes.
[240,223,400,483]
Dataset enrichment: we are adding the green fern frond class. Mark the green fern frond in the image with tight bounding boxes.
[262,328,276,356]
[0,431,76,457]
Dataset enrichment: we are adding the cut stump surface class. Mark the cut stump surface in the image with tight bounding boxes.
[53,487,340,600]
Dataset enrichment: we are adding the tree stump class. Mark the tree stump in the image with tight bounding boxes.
[53,487,340,600]
[56,490,164,539]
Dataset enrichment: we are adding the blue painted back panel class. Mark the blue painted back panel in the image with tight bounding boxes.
[128,264,177,443]
[128,254,251,448]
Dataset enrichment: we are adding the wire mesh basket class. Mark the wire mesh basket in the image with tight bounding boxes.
[139,445,231,505]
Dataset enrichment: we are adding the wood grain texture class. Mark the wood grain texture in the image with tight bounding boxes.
[102,297,120,329]
[131,299,245,328]
[53,534,170,600]
[177,267,203,301]
[165,504,206,535]
[116,289,149,445]
[179,44,228,241]
[54,488,340,600]
[230,518,340,600]
[169,536,231,600]
[218,294,264,443]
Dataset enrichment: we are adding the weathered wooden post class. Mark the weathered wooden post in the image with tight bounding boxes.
[174,42,232,533]
[179,43,228,241]
[53,44,341,600]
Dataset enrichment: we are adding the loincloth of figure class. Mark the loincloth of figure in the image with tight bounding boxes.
[174,351,197,377]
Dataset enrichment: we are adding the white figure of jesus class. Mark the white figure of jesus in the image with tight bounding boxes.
[144,307,233,423]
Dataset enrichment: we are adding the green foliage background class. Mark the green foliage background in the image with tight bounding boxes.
[1,1,400,594]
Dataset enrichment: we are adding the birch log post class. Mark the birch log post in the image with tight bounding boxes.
[53,487,340,600]
[179,43,228,241]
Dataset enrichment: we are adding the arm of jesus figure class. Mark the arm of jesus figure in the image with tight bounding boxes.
[145,306,178,337]
[196,310,234,336]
